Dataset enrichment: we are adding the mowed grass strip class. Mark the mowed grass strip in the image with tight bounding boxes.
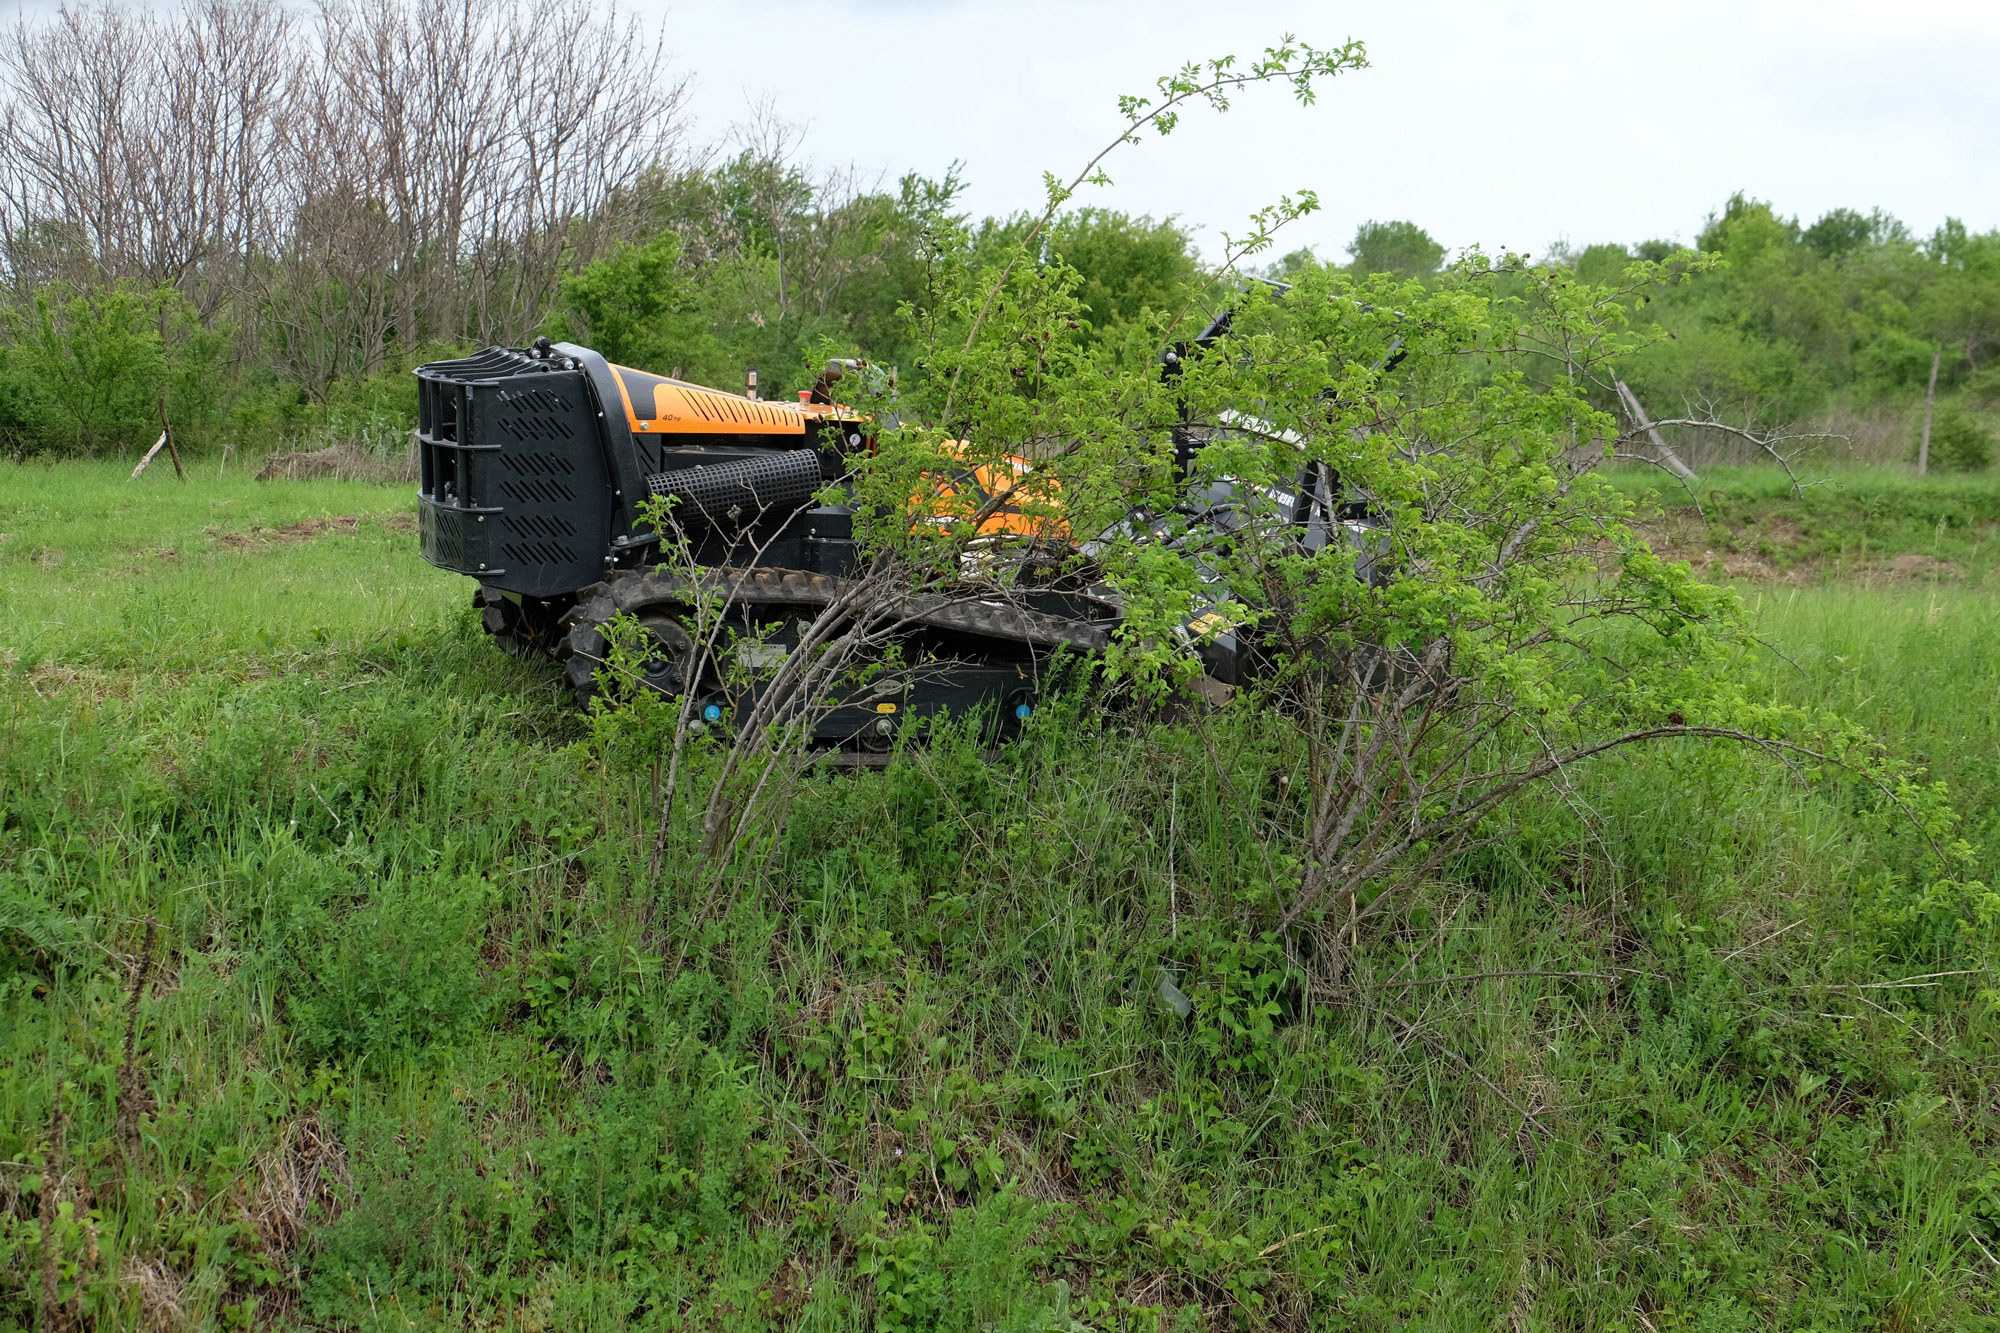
[1614,464,2000,585]
[1,460,459,674]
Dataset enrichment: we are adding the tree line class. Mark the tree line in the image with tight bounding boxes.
[1,0,1995,471]
[0,0,684,452]
[1267,200,2000,470]
[1583,197,2000,468]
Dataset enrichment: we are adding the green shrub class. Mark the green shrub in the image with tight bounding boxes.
[550,230,715,376]
[1856,326,1937,391]
[303,1098,542,1319]
[1917,402,1997,471]
[1,283,169,455]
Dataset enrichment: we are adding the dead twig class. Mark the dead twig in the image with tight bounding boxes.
[39,1079,66,1333]
[114,917,158,1163]
[1370,968,1641,989]
[1822,970,1982,990]
[1719,918,1804,963]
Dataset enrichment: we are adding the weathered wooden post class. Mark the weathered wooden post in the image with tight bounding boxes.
[1918,348,1940,477]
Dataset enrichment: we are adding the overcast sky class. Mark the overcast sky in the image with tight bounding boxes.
[652,0,2000,264]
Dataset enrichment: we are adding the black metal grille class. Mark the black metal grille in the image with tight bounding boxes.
[501,450,576,477]
[420,504,466,568]
[502,540,579,567]
[498,450,578,508]
[496,409,576,442]
[499,512,578,567]
[646,448,822,529]
[502,513,577,540]
[414,347,610,598]
[499,477,572,505]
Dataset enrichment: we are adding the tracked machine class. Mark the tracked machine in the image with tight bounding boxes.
[415,323,1374,751]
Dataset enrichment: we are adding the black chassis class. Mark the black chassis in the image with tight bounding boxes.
[414,341,1106,745]
[415,307,1379,741]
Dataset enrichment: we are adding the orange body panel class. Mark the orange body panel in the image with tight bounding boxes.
[607,364,1063,539]
[918,451,1068,540]
[610,364,807,436]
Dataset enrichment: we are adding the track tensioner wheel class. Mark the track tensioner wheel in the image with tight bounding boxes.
[560,607,702,710]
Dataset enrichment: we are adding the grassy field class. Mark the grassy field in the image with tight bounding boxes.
[1614,464,2000,587]
[3,461,1997,1331]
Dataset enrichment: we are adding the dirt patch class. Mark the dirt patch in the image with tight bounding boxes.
[1633,513,1969,585]
[256,440,418,484]
[121,1254,187,1333]
[14,657,185,705]
[204,512,415,549]
[208,515,357,548]
[248,1114,350,1265]
[1888,552,1956,577]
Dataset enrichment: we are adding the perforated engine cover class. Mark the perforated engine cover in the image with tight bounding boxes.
[645,449,822,530]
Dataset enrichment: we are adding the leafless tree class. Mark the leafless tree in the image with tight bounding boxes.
[0,3,292,308]
[0,0,689,395]
[0,3,153,292]
[471,3,688,340]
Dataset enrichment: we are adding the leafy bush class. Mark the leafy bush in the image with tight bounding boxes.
[549,230,715,377]
[1918,401,1997,471]
[0,281,316,457]
[1857,326,1938,390]
[1,283,169,455]
[1046,208,1199,353]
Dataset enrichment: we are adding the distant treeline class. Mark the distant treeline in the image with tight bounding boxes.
[1,0,1995,469]
[1262,201,2000,469]
[0,0,681,455]
[1581,199,1999,467]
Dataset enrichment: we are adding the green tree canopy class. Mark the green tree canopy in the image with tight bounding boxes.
[1046,209,1200,345]
[549,231,714,377]
[1802,206,1907,259]
[1263,246,1321,283]
[1921,219,2000,373]
[1346,219,1444,277]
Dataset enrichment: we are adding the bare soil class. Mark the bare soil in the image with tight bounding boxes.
[1634,512,1973,585]
[203,512,415,549]
[255,441,418,484]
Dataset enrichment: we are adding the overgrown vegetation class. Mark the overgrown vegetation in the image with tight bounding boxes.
[0,2,1995,470]
[2,462,1997,1329]
[3,10,1998,1331]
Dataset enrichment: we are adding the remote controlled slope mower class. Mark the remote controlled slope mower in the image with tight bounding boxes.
[414,324,1373,751]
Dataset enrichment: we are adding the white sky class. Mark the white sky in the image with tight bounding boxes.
[652,0,2000,263]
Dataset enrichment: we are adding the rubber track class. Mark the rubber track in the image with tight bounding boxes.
[558,565,1112,705]
[573,566,1111,651]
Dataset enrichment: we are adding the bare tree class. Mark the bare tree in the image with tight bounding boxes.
[0,0,689,396]
[0,3,151,291]
[143,0,295,319]
[0,1,293,311]
[472,3,689,341]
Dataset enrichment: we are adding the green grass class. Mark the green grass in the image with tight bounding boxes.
[1609,464,2000,584]
[0,460,450,673]
[3,462,1997,1330]
[1743,583,2000,858]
